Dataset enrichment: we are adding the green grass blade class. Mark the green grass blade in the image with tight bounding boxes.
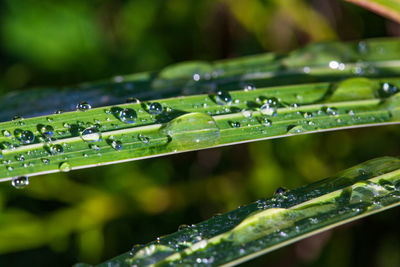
[2,38,400,122]
[1,76,400,181]
[346,0,400,23]
[94,156,400,266]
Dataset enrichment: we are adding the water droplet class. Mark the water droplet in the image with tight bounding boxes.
[42,158,50,164]
[241,110,252,118]
[7,166,14,171]
[215,91,232,105]
[138,134,150,144]
[12,115,23,121]
[16,154,25,161]
[148,102,163,115]
[159,113,220,150]
[11,176,29,189]
[118,108,137,124]
[50,144,64,154]
[40,125,54,138]
[2,130,11,137]
[89,144,101,151]
[287,125,305,134]
[244,83,256,91]
[111,140,123,151]
[76,101,91,111]
[274,187,288,195]
[59,162,71,172]
[259,117,272,127]
[229,121,241,128]
[320,106,338,116]
[126,97,140,104]
[379,82,398,97]
[260,103,277,116]
[80,127,102,142]
[15,130,35,145]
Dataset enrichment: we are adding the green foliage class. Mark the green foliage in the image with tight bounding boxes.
[1,1,400,266]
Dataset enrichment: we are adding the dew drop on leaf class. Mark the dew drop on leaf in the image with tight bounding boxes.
[15,129,35,145]
[159,113,220,150]
[59,162,71,172]
[80,127,102,142]
[50,144,64,155]
[138,134,150,144]
[40,125,54,138]
[259,97,278,116]
[76,101,91,111]
[259,117,272,127]
[126,97,140,104]
[11,176,29,189]
[111,140,123,151]
[241,110,252,118]
[274,187,288,195]
[2,130,11,137]
[244,83,256,91]
[215,91,232,105]
[287,125,306,134]
[379,82,398,97]
[16,154,25,162]
[229,121,241,128]
[89,144,101,151]
[118,108,137,124]
[148,102,163,115]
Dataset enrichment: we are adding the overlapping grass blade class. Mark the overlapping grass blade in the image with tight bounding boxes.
[1,75,400,181]
[345,0,400,23]
[1,38,400,121]
[93,156,400,266]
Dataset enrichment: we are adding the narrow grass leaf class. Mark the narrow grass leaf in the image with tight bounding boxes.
[94,156,400,266]
[1,76,400,181]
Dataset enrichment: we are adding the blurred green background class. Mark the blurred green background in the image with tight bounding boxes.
[0,0,400,266]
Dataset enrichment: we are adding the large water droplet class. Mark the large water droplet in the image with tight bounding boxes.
[118,108,137,124]
[11,176,29,189]
[59,162,71,172]
[159,113,220,150]
[80,127,102,142]
[39,125,54,138]
[148,102,163,115]
[15,129,35,145]
[50,144,64,154]
[215,91,232,105]
[76,101,91,111]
